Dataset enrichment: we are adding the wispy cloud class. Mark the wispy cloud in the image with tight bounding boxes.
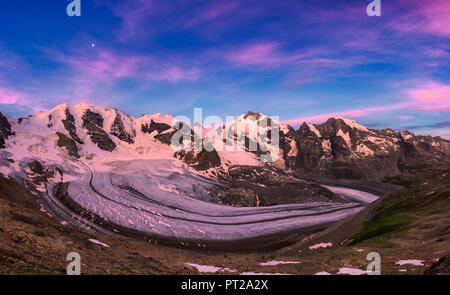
[281,103,407,126]
[0,86,27,105]
[109,0,157,40]
[147,66,200,83]
[408,81,450,112]
[184,2,239,29]
[389,0,450,37]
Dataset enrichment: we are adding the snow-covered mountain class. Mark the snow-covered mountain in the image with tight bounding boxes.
[1,103,449,182]
[0,103,448,250]
[281,117,450,181]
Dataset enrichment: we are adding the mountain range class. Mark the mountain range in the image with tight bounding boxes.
[2,103,448,185]
[0,103,449,273]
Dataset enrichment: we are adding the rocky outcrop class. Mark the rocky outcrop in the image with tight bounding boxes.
[141,120,171,135]
[110,114,135,144]
[0,112,14,149]
[283,117,450,182]
[180,141,221,171]
[425,254,450,275]
[26,160,57,185]
[144,120,221,170]
[56,132,80,158]
[82,110,116,152]
[83,109,103,128]
[62,108,83,144]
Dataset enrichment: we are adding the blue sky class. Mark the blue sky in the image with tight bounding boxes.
[0,0,449,138]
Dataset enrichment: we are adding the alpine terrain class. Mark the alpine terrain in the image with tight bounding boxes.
[0,103,449,274]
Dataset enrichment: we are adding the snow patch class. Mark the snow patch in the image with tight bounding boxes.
[309,242,332,250]
[337,129,351,148]
[259,261,301,266]
[314,271,331,275]
[306,123,321,137]
[337,267,367,275]
[184,263,236,273]
[395,260,424,266]
[88,239,110,248]
[335,117,369,132]
[241,272,291,275]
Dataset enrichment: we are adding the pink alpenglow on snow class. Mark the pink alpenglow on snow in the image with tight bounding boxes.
[309,242,332,250]
[184,263,236,273]
[259,261,301,266]
[337,268,367,275]
[314,271,331,275]
[88,239,110,248]
[395,260,425,266]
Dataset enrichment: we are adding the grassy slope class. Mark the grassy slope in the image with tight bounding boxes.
[351,169,450,246]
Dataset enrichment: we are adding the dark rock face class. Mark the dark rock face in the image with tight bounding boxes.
[62,108,83,144]
[283,117,450,181]
[141,120,171,135]
[0,112,14,149]
[153,122,193,146]
[26,160,56,185]
[146,120,221,171]
[110,114,135,144]
[83,109,103,128]
[47,115,53,128]
[82,110,116,152]
[181,143,221,171]
[425,254,450,275]
[56,132,80,158]
[144,120,221,170]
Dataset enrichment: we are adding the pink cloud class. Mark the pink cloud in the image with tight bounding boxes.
[408,81,450,111]
[184,2,239,29]
[109,0,157,40]
[281,81,450,127]
[65,50,147,82]
[0,86,27,105]
[281,102,412,126]
[146,66,199,83]
[423,48,449,58]
[389,0,450,37]
[226,42,306,67]
[396,115,413,121]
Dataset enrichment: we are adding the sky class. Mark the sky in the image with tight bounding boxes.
[0,0,449,138]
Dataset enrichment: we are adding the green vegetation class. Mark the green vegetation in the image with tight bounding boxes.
[351,169,450,244]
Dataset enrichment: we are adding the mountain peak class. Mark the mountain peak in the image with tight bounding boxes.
[325,116,369,132]
[243,111,264,119]
[138,113,174,125]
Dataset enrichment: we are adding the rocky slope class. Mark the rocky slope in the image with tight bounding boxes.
[0,112,14,149]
